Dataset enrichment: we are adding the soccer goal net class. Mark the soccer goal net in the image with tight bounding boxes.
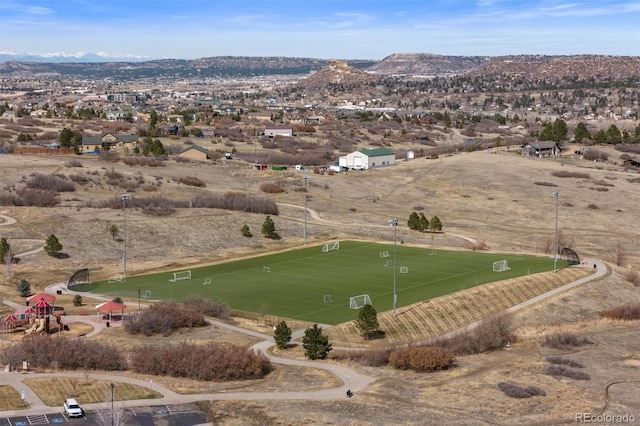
[170,270,191,282]
[349,294,372,309]
[108,274,124,283]
[399,266,409,274]
[379,251,390,258]
[322,242,340,252]
[493,260,510,272]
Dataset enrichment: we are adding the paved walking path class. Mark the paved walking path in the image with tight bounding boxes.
[0,211,610,419]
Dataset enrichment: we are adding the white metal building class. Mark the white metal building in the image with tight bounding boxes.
[340,148,396,170]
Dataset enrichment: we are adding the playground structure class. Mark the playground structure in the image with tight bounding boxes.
[0,293,65,337]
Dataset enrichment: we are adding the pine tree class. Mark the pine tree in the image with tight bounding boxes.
[407,212,420,230]
[44,234,63,256]
[418,213,429,232]
[261,216,279,239]
[354,304,381,339]
[302,324,332,360]
[73,295,83,307]
[16,278,30,297]
[274,320,292,349]
[240,224,253,237]
[429,216,443,232]
[109,224,119,240]
[0,237,10,261]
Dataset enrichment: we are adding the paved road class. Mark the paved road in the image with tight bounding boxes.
[0,212,610,419]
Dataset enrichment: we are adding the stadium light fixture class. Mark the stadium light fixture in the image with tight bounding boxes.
[553,191,559,272]
[303,176,310,246]
[389,218,399,316]
[121,193,130,279]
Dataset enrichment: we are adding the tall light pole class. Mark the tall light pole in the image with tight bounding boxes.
[303,176,310,246]
[553,191,559,272]
[110,382,115,426]
[389,218,398,316]
[137,289,141,311]
[121,193,130,279]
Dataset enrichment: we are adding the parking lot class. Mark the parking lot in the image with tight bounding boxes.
[0,403,207,426]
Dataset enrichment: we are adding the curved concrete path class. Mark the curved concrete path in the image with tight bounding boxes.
[0,212,610,419]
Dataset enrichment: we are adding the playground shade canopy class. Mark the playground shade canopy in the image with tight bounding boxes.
[95,301,127,322]
[27,293,56,303]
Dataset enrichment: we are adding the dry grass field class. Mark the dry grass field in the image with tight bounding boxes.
[1,145,639,424]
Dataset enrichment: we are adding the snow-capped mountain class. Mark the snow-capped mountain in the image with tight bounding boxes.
[0,50,151,63]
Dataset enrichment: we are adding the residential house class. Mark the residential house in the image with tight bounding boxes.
[80,133,139,154]
[177,144,209,161]
[521,141,561,158]
[264,125,293,138]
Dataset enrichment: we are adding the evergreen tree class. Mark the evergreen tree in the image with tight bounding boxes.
[354,304,381,340]
[0,237,10,261]
[109,224,119,240]
[573,122,591,143]
[16,278,30,297]
[407,212,420,230]
[73,295,83,307]
[240,224,253,237]
[261,216,279,239]
[606,124,622,144]
[112,297,123,304]
[44,234,62,256]
[273,320,292,349]
[302,324,332,360]
[418,213,429,232]
[429,216,443,232]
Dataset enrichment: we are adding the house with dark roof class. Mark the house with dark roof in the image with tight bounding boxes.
[340,148,396,170]
[80,133,139,154]
[521,141,561,158]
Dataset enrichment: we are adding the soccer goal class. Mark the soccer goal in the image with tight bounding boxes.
[108,274,124,283]
[263,266,271,273]
[384,260,392,267]
[379,250,390,258]
[493,260,510,272]
[429,249,437,256]
[322,242,340,252]
[324,295,332,303]
[399,266,409,274]
[142,290,151,299]
[349,294,372,309]
[202,278,212,285]
[169,270,191,282]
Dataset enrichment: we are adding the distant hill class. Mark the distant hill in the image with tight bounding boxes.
[0,53,637,82]
[0,52,149,63]
[296,60,381,91]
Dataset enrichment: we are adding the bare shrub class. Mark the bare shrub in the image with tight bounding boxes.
[540,332,593,349]
[129,342,272,380]
[65,160,83,168]
[0,335,123,371]
[497,382,546,398]
[534,182,558,187]
[587,203,599,210]
[178,176,206,187]
[331,348,390,367]
[99,151,120,163]
[259,182,285,193]
[123,301,206,336]
[122,156,164,167]
[583,149,608,161]
[15,188,59,207]
[26,174,75,192]
[600,303,640,320]
[68,174,89,184]
[183,295,231,320]
[545,356,584,368]
[431,313,513,356]
[388,346,455,372]
[142,205,176,216]
[551,171,590,179]
[544,365,590,380]
[624,269,640,287]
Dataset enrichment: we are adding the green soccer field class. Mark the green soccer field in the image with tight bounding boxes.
[83,240,565,325]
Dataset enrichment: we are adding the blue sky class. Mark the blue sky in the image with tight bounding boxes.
[1,0,639,59]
